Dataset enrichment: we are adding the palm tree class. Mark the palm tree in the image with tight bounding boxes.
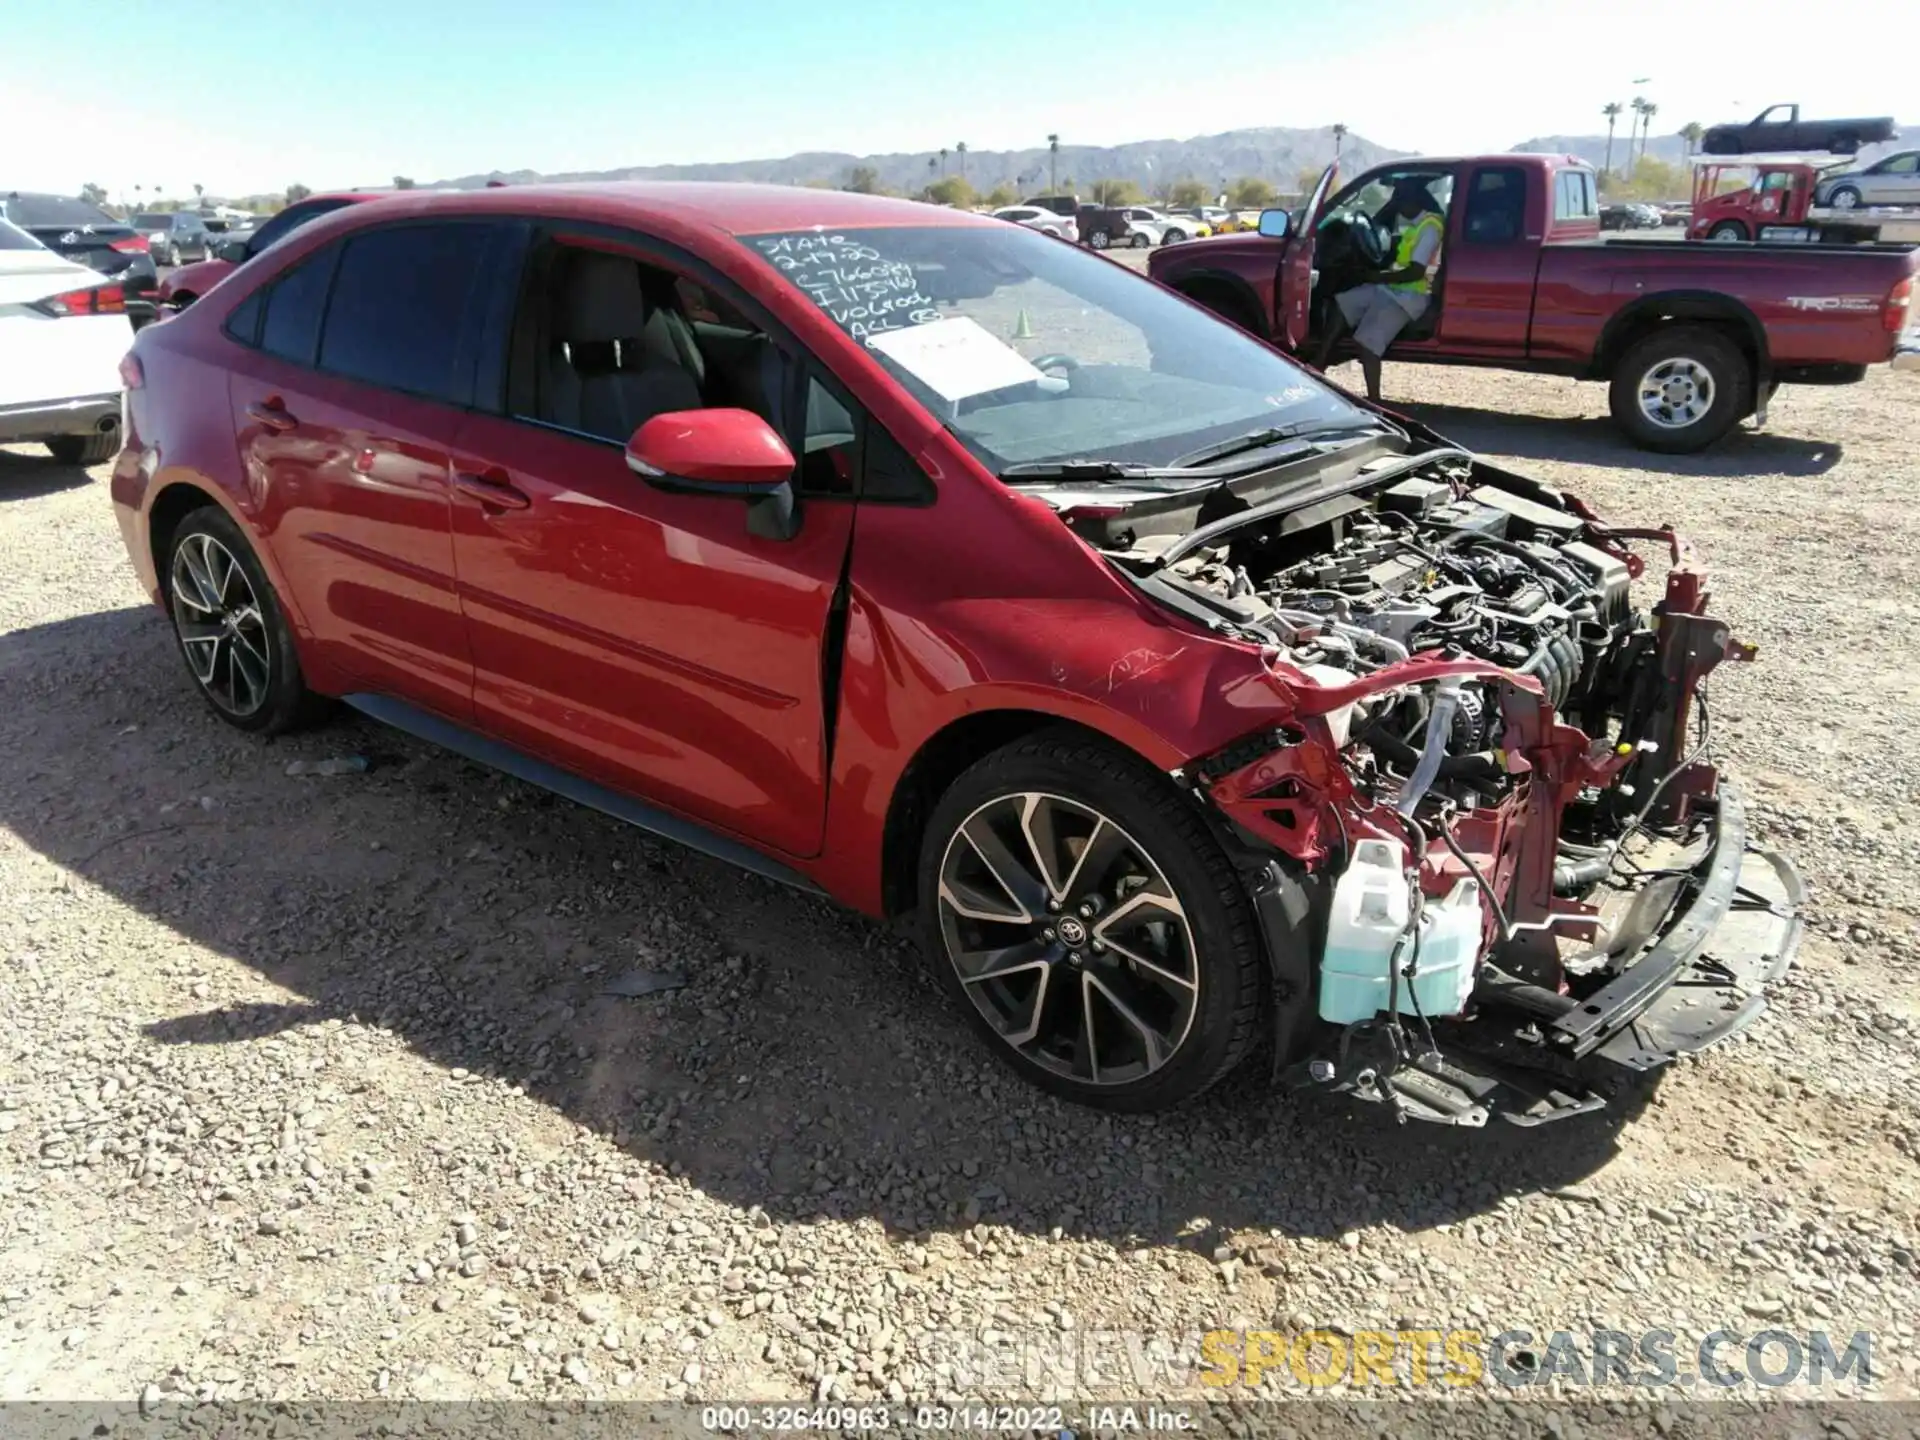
[956,142,967,182]
[1047,133,1059,194]
[1332,122,1346,166]
[1627,98,1648,177]
[1602,102,1624,180]
[1639,102,1660,167]
[1680,120,1703,158]
[939,147,949,177]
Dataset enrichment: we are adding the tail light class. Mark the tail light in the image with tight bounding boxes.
[109,235,150,253]
[33,285,127,317]
[119,352,145,390]
[1886,277,1913,333]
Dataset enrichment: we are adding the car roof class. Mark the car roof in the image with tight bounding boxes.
[317,182,1003,236]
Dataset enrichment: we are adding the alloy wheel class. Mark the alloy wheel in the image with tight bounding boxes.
[170,532,271,716]
[1637,356,1716,430]
[936,792,1200,1087]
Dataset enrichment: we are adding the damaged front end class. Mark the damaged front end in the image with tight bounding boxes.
[1100,455,1803,1127]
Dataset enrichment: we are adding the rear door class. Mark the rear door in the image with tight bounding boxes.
[1874,152,1920,204]
[224,220,507,722]
[1433,162,1537,356]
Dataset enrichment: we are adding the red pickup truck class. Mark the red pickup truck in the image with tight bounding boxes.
[1149,154,1918,452]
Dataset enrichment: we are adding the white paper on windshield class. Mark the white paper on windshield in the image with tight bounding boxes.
[867,316,1046,402]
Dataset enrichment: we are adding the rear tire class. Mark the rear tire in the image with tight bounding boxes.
[163,505,325,735]
[45,431,119,465]
[916,728,1270,1113]
[1089,230,1111,250]
[1130,231,1152,249]
[1609,325,1750,454]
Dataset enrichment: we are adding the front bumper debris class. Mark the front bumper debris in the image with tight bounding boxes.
[1283,784,1803,1127]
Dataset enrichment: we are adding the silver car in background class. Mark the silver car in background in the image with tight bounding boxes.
[1816,150,1920,210]
[989,205,1080,243]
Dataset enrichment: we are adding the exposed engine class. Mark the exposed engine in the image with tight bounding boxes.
[1135,476,1636,804]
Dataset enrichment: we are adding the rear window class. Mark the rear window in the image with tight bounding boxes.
[4,195,119,228]
[316,223,494,404]
[1554,170,1597,221]
[0,217,45,251]
[131,213,170,229]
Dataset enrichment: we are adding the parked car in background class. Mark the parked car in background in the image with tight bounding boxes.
[1629,203,1664,229]
[1815,150,1920,210]
[130,211,215,267]
[0,192,157,322]
[1176,205,1243,233]
[1661,203,1692,227]
[0,217,134,465]
[1121,206,1206,245]
[1151,153,1920,452]
[1023,194,1081,219]
[1600,202,1637,230]
[156,193,378,311]
[110,182,1802,1127]
[990,205,1079,242]
[1702,104,1898,156]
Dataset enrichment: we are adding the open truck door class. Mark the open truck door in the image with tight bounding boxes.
[1276,162,1339,351]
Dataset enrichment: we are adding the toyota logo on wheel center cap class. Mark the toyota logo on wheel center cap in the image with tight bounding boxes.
[1056,917,1088,947]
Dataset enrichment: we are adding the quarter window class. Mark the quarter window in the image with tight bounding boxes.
[258,246,336,364]
[317,224,495,404]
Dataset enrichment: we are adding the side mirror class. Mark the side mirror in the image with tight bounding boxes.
[216,238,249,263]
[1256,208,1292,239]
[625,408,800,540]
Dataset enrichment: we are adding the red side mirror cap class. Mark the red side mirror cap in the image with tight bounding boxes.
[625,408,795,495]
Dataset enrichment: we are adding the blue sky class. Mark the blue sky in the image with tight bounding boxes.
[10,0,1906,197]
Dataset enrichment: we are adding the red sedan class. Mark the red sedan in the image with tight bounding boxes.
[111,184,1799,1124]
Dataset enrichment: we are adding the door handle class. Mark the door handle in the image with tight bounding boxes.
[246,400,297,432]
[452,470,531,510]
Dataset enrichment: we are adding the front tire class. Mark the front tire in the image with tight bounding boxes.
[1708,221,1748,242]
[917,729,1268,1112]
[164,506,323,734]
[1089,229,1111,251]
[1609,325,1750,454]
[1827,185,1861,210]
[1129,231,1152,249]
[45,431,118,465]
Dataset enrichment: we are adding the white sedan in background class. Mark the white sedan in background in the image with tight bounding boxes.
[990,205,1080,243]
[0,217,131,465]
[1120,206,1208,246]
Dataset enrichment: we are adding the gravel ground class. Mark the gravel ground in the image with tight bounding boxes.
[2,351,1917,1423]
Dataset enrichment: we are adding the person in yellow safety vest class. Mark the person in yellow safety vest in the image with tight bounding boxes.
[1312,177,1446,402]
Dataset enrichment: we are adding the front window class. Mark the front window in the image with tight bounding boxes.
[742,224,1372,473]
[1321,171,1454,231]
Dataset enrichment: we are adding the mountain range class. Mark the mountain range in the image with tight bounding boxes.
[307,121,1902,205]
[426,126,1410,196]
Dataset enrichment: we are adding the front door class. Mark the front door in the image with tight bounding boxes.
[448,237,856,858]
[1279,163,1338,351]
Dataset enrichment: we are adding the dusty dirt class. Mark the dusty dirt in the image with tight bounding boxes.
[2,352,1917,1418]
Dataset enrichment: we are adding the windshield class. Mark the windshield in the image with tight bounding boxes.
[742,223,1368,472]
